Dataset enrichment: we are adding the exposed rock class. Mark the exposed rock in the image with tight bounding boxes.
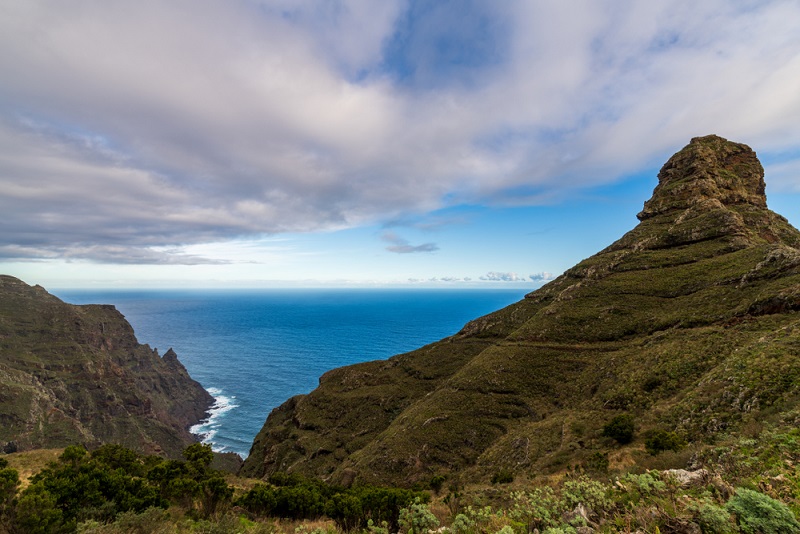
[663,469,709,488]
[562,502,595,528]
[637,135,766,221]
[0,275,213,458]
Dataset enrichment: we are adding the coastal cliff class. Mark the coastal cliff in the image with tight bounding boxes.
[0,276,213,458]
[241,135,800,486]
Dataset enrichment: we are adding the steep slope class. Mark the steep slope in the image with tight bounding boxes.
[0,276,213,458]
[241,135,800,486]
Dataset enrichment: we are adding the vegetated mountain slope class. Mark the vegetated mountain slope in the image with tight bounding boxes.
[241,135,800,487]
[0,276,213,458]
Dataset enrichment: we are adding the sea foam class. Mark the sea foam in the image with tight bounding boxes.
[190,387,240,453]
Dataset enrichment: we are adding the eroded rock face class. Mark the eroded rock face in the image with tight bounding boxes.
[0,275,213,458]
[638,135,766,221]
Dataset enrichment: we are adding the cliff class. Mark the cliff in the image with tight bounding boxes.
[241,135,800,486]
[0,277,213,458]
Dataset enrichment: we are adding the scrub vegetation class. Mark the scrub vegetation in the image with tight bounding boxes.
[1,428,799,533]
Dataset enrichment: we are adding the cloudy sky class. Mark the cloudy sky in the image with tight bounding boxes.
[1,1,799,288]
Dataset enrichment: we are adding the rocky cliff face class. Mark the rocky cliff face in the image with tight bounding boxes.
[0,277,213,458]
[241,135,800,486]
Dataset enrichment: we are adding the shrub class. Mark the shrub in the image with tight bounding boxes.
[725,488,800,534]
[327,493,363,531]
[14,486,67,534]
[602,414,635,444]
[509,488,560,532]
[644,429,686,455]
[491,468,514,484]
[689,501,737,534]
[0,462,20,523]
[619,472,666,496]
[236,483,277,516]
[398,498,439,534]
[429,474,446,494]
[585,451,609,473]
[449,513,475,534]
[76,507,172,533]
[367,519,390,534]
[561,476,611,514]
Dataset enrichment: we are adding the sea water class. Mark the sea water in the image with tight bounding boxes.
[54,288,527,457]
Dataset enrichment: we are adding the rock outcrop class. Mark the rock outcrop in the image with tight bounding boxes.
[0,276,213,458]
[241,135,800,487]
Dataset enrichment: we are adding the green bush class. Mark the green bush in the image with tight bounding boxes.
[429,474,446,494]
[585,451,609,473]
[76,507,172,533]
[0,461,19,525]
[236,483,277,516]
[618,472,666,497]
[491,468,514,484]
[509,488,560,532]
[644,429,686,455]
[689,501,737,534]
[602,414,635,444]
[398,498,439,534]
[725,488,800,534]
[14,486,68,534]
[561,476,611,514]
[327,493,363,531]
[449,513,475,534]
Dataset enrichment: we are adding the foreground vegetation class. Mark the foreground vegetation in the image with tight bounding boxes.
[2,416,799,534]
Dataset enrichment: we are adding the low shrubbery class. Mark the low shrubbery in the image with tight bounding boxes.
[726,488,800,534]
[236,474,425,532]
[2,430,800,534]
[1,442,432,533]
[602,414,635,444]
[644,428,687,455]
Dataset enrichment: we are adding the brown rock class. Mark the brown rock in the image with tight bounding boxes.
[638,135,766,221]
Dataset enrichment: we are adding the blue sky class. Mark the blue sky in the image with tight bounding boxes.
[1,1,799,288]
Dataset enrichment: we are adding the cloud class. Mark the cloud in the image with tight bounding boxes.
[529,272,556,282]
[1,1,799,263]
[381,232,439,254]
[0,243,234,266]
[480,271,525,282]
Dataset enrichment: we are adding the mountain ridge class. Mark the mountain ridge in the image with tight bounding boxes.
[241,135,800,487]
[0,275,213,458]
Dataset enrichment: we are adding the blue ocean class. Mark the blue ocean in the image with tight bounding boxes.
[53,289,527,457]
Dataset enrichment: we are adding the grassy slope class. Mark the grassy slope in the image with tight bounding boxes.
[241,136,800,488]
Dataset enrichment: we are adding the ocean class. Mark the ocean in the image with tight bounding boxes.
[53,288,528,457]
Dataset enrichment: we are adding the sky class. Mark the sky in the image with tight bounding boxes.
[1,1,799,289]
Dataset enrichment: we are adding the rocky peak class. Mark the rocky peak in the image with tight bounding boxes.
[637,135,766,221]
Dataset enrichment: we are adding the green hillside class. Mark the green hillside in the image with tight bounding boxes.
[241,135,800,488]
[0,276,212,458]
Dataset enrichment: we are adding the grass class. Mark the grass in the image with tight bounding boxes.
[3,448,63,488]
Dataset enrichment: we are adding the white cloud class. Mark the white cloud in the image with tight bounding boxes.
[480,271,524,282]
[529,272,556,282]
[1,1,799,263]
